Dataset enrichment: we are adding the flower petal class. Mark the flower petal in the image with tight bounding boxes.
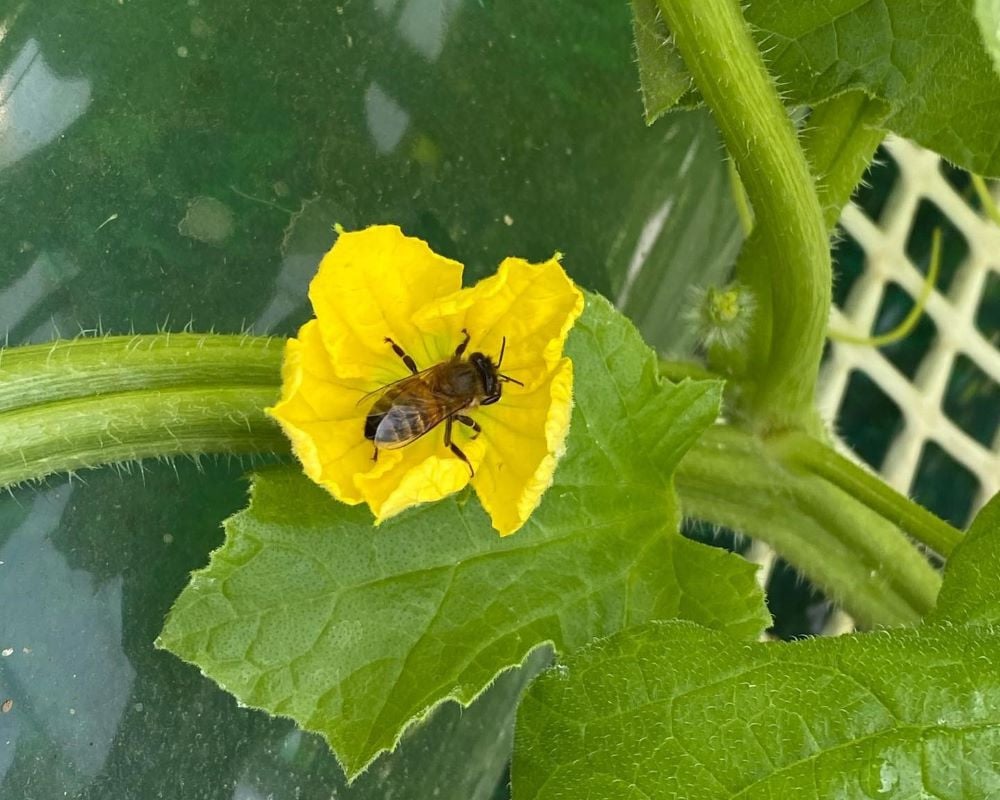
[356,431,486,523]
[266,320,373,504]
[274,231,581,535]
[413,255,583,392]
[472,357,574,535]
[309,225,465,382]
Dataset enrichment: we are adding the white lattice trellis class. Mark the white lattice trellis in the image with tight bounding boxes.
[751,135,1000,634]
[822,136,1000,508]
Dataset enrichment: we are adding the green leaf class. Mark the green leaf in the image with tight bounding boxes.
[634,0,1000,175]
[932,491,1000,626]
[513,495,1000,798]
[157,294,770,780]
[514,622,1000,799]
[631,0,691,124]
[975,0,1000,75]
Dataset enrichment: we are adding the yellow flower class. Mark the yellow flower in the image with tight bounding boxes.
[267,224,583,535]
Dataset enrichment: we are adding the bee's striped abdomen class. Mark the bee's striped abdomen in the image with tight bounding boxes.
[371,404,432,449]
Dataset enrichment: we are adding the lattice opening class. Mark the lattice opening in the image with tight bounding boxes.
[681,518,744,554]
[832,231,866,308]
[940,161,976,205]
[853,144,899,222]
[910,441,981,528]
[904,198,969,292]
[873,281,938,378]
[765,560,834,640]
[976,271,1000,342]
[836,370,904,470]
[942,354,1000,448]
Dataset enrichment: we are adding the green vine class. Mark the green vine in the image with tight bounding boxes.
[0,335,286,486]
[770,430,961,558]
[676,424,941,627]
[656,0,830,434]
[0,332,954,628]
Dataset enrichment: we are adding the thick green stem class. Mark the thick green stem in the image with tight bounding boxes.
[676,425,941,628]
[801,90,889,231]
[657,0,830,434]
[0,335,287,486]
[0,334,282,413]
[771,432,962,557]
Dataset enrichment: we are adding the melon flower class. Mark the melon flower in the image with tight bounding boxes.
[267,224,583,535]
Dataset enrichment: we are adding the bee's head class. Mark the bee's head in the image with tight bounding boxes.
[470,336,523,405]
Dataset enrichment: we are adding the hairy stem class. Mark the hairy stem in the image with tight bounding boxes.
[0,334,282,413]
[676,425,941,627]
[0,335,286,486]
[657,0,830,434]
[771,431,962,557]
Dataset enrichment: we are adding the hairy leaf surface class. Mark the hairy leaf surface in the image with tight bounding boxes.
[631,0,690,124]
[932,492,1000,625]
[633,0,1000,174]
[513,493,1000,798]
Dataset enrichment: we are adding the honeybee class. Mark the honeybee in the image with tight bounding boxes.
[363,329,523,475]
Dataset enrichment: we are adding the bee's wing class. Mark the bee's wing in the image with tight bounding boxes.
[374,388,468,449]
[355,365,441,407]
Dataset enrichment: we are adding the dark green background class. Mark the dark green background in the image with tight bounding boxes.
[0,2,739,797]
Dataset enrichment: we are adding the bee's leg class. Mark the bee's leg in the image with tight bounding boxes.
[372,444,379,462]
[454,414,481,440]
[444,417,475,477]
[384,337,419,374]
[454,328,471,358]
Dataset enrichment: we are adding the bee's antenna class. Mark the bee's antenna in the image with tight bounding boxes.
[496,336,522,385]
